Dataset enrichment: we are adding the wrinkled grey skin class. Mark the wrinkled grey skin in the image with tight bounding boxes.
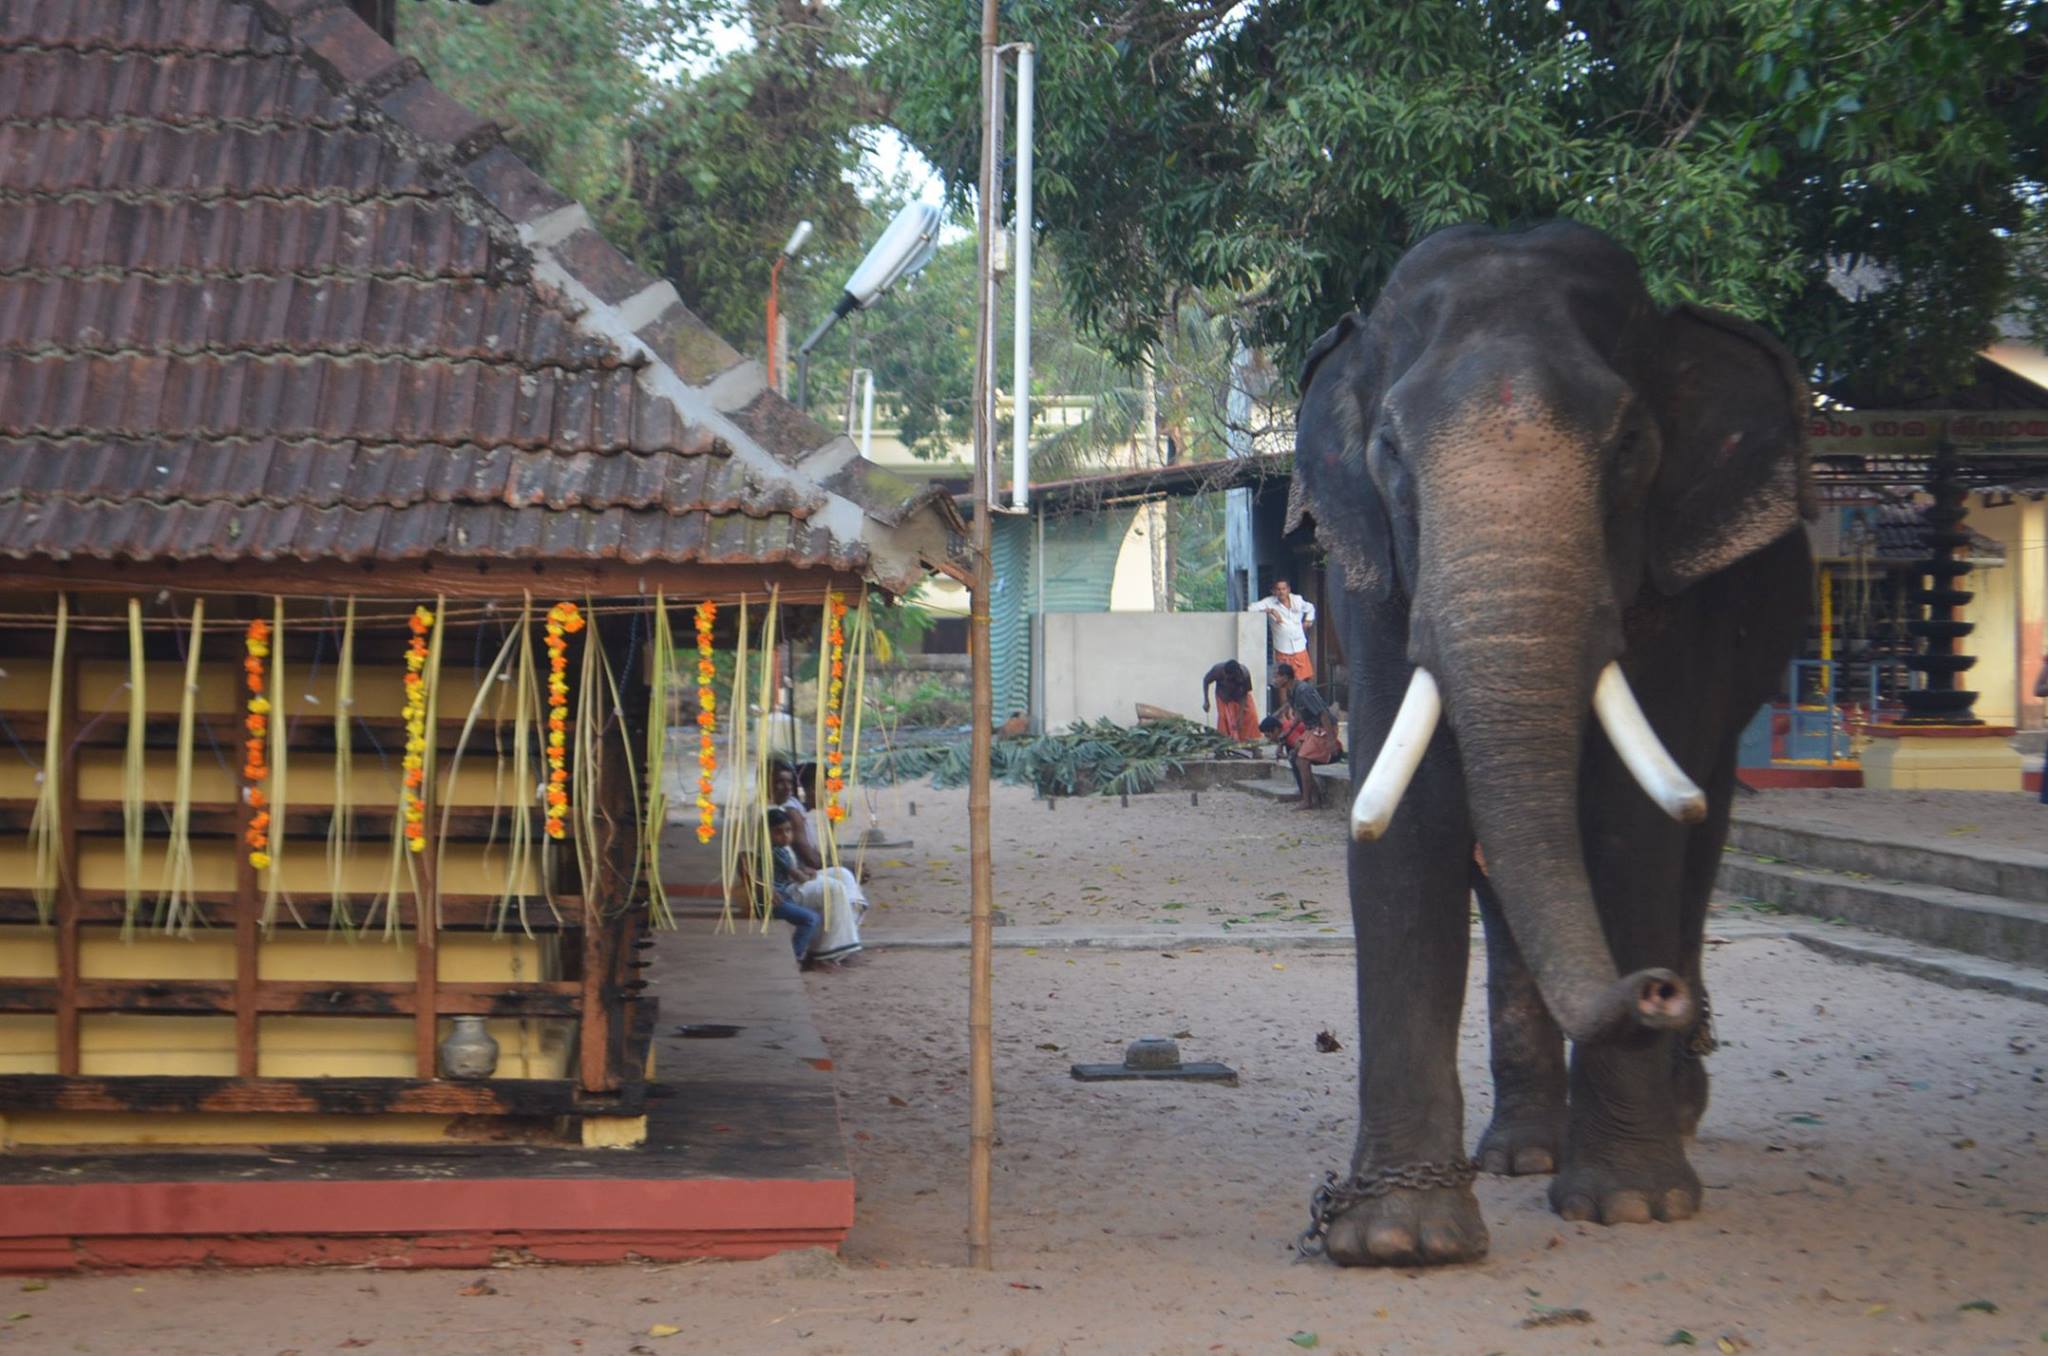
[1294,222,1813,1266]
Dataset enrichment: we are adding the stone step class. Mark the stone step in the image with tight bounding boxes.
[1717,853,2048,968]
[1726,815,2048,904]
[1226,774,1345,813]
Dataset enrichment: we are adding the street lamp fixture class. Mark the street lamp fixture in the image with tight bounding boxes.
[795,201,944,412]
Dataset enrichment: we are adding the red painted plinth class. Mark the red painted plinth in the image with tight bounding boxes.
[1740,766,1864,789]
[1853,723,2018,739]
[0,1175,853,1273]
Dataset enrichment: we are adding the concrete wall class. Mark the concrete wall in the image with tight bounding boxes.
[1037,611,1266,731]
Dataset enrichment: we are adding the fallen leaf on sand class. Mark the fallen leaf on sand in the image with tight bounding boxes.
[648,1323,683,1337]
[1172,1029,1193,1039]
[1315,1029,1342,1053]
[1035,1042,1062,1052]
[887,1095,910,1107]
[18,1282,45,1294]
[7,1313,28,1322]
[1272,962,1286,971]
[458,1279,496,1297]
[1287,1333,1319,1349]
[339,1342,372,1350]
[1663,1331,1696,1347]
[1716,1337,1749,1354]
[1373,1308,1388,1319]
[1958,1300,1999,1315]
[1864,1304,1889,1317]
[1008,1282,1042,1290]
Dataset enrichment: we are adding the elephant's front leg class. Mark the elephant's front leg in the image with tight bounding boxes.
[1474,876,1567,1175]
[1550,1036,1701,1223]
[1321,749,1487,1266]
[1548,809,1700,1224]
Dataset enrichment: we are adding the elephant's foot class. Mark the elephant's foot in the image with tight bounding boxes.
[1322,1182,1489,1267]
[1548,1139,1701,1225]
[1477,1102,1566,1176]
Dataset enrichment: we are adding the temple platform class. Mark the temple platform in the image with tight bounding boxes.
[0,925,851,1272]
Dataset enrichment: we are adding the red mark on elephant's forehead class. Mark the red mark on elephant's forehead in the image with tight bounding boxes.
[1500,378,1513,407]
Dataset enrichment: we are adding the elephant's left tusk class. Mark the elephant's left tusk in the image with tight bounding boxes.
[1351,667,1441,842]
[1591,662,1707,824]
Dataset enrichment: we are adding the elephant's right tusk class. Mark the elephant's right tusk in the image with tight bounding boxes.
[1350,667,1441,842]
[1591,661,1708,824]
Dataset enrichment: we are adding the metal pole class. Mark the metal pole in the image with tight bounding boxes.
[966,0,1001,1274]
[767,255,786,394]
[1010,45,1035,511]
[861,369,876,460]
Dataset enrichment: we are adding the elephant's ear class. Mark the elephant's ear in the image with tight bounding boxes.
[1646,304,1816,595]
[1294,312,1397,600]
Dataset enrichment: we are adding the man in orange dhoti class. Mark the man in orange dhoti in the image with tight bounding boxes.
[1202,659,1259,742]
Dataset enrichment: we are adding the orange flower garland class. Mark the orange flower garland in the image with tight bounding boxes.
[544,601,584,840]
[400,606,433,853]
[243,618,272,871]
[693,601,718,844]
[822,594,849,823]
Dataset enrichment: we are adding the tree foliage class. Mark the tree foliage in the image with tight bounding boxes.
[865,0,2048,396]
[402,0,880,348]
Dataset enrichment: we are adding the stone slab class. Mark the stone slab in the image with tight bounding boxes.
[1069,1062,1239,1084]
[1716,854,2048,967]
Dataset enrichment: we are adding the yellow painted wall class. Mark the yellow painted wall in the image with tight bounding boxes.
[0,837,543,898]
[0,921,571,1144]
[1966,498,2023,728]
[0,618,598,1146]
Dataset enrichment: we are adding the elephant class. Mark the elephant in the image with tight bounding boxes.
[1290,220,1813,1266]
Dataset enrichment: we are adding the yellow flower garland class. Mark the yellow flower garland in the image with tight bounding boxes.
[823,594,849,823]
[244,618,273,871]
[400,606,433,853]
[694,601,718,843]
[544,601,584,840]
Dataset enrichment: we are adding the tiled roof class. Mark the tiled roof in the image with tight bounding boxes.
[0,0,960,591]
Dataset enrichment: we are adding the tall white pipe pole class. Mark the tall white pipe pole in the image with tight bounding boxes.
[861,369,875,459]
[1009,45,1035,511]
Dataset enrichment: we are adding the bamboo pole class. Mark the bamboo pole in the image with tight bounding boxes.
[967,0,1001,1272]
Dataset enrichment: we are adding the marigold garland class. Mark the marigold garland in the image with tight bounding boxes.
[400,606,434,854]
[693,601,719,844]
[244,618,273,871]
[823,594,849,823]
[544,601,584,840]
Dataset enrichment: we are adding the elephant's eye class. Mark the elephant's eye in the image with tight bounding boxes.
[1373,429,1401,462]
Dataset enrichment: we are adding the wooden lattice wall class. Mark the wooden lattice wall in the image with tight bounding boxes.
[0,594,654,1122]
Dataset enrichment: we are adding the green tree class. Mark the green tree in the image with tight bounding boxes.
[864,0,2048,395]
[403,0,881,354]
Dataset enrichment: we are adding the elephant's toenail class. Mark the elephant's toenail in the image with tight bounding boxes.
[1558,1196,1596,1222]
[1603,1191,1654,1224]
[1366,1225,1417,1260]
[1512,1148,1556,1175]
[1656,1188,1697,1222]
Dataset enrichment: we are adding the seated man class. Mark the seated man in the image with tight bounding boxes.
[764,807,822,962]
[1272,662,1340,810]
[771,762,868,962]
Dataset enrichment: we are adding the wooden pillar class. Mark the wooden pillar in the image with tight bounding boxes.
[53,641,81,1076]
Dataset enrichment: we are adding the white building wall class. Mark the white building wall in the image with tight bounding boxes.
[1038,611,1266,731]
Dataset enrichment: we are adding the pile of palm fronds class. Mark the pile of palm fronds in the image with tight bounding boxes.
[866,716,1239,798]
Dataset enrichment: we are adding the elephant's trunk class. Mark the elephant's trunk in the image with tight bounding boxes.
[1415,527,1693,1044]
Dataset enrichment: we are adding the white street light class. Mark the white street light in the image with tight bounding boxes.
[796,201,945,411]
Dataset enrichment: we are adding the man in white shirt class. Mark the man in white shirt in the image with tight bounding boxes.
[1249,577,1317,683]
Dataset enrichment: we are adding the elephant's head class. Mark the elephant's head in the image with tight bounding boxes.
[1295,221,1812,1044]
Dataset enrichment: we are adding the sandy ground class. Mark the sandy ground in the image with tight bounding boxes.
[11,784,2048,1355]
[845,777,1349,935]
